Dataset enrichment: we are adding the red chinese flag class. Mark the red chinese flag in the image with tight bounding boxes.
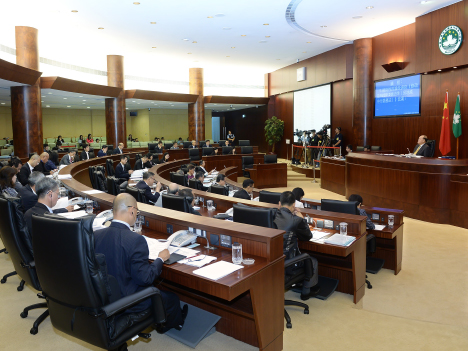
[439,91,451,156]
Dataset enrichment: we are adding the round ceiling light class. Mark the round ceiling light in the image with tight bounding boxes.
[71,10,78,13]
[352,16,362,19]
[366,6,374,9]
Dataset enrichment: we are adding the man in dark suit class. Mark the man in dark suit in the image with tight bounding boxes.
[34,152,57,175]
[59,149,76,166]
[178,188,201,216]
[24,178,72,234]
[189,140,197,149]
[134,154,150,170]
[80,144,91,161]
[233,179,254,200]
[17,171,45,212]
[115,155,133,189]
[412,135,431,157]
[144,154,157,168]
[194,171,209,191]
[274,191,320,300]
[94,193,187,332]
[113,142,124,154]
[136,171,161,204]
[97,145,108,157]
[18,154,40,186]
[154,142,164,154]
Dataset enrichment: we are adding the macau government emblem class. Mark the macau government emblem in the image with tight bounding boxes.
[439,25,463,55]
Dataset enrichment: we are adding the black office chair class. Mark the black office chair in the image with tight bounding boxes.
[88,166,98,189]
[264,154,277,164]
[189,148,200,162]
[370,146,381,151]
[356,146,364,152]
[188,179,204,191]
[183,141,192,149]
[210,184,229,196]
[161,194,191,213]
[126,186,147,203]
[222,146,233,155]
[0,200,20,289]
[218,140,226,146]
[0,196,49,334]
[242,156,254,177]
[94,170,108,192]
[148,143,157,153]
[106,177,121,195]
[134,153,142,163]
[106,145,114,155]
[164,143,172,150]
[31,214,167,350]
[105,159,115,177]
[49,151,59,165]
[238,140,250,146]
[232,203,277,228]
[259,190,281,205]
[199,141,207,148]
[241,146,253,154]
[89,150,96,159]
[202,147,214,156]
[426,139,436,157]
[170,172,187,187]
[321,199,359,215]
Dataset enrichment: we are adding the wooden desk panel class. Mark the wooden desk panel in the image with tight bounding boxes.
[320,158,346,196]
[450,173,468,229]
[246,163,287,189]
[203,154,264,176]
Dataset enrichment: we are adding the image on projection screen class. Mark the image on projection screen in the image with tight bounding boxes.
[293,84,331,142]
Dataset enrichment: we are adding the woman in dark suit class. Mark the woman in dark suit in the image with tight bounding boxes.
[0,166,19,197]
[158,152,170,164]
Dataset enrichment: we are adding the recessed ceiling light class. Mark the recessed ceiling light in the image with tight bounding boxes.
[82,100,86,101]
[231,47,235,49]
[223,27,231,30]
[133,2,140,4]
[67,106,71,108]
[265,36,270,38]
[424,72,427,74]
[41,101,44,102]
[438,69,442,71]
[46,105,50,107]
[192,41,197,43]
[71,10,78,13]
[366,6,374,9]
[207,16,213,18]
[187,53,192,54]
[87,107,90,108]
[150,22,156,24]
[241,34,246,37]
[182,38,189,41]
[226,56,230,57]
[1,103,5,105]
[276,59,280,60]
[320,25,327,28]
[48,92,52,94]
[420,1,432,4]
[132,101,136,102]
[352,16,362,19]
[98,27,104,29]
[263,23,269,25]
[126,108,129,110]
[79,96,83,97]
[306,41,311,43]
[302,51,307,53]
[152,46,157,48]
[454,66,457,68]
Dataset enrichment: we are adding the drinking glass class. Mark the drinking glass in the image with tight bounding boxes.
[207,200,214,211]
[388,215,394,228]
[339,222,348,236]
[194,197,200,206]
[85,200,93,214]
[134,220,142,234]
[59,187,67,199]
[232,242,243,265]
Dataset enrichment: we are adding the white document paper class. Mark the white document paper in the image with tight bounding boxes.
[143,234,198,260]
[179,255,217,268]
[373,224,386,231]
[51,197,69,210]
[57,174,72,179]
[83,189,104,195]
[193,261,243,280]
[57,210,88,219]
[310,231,331,241]
[324,234,356,247]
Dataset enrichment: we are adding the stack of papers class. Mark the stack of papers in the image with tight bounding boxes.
[373,224,386,231]
[83,189,104,195]
[324,234,356,247]
[57,210,88,219]
[143,236,201,260]
[179,255,217,268]
[57,174,72,180]
[51,197,69,211]
[193,261,243,280]
[130,169,147,180]
[310,231,332,243]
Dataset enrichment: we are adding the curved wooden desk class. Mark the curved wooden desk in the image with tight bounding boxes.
[58,155,285,351]
[345,154,468,227]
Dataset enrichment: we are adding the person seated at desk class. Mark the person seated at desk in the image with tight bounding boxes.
[291,187,305,208]
[274,191,320,300]
[136,171,161,204]
[159,152,170,164]
[56,135,64,148]
[189,140,197,149]
[227,130,235,145]
[197,160,214,175]
[77,135,85,145]
[34,152,57,175]
[177,137,184,146]
[94,193,187,333]
[134,153,150,170]
[24,178,72,234]
[44,144,51,153]
[233,179,254,200]
[59,149,76,166]
[113,142,124,155]
[128,134,133,141]
[144,153,157,168]
[412,135,431,157]
[9,158,23,190]
[154,141,164,154]
[0,166,20,197]
[348,194,375,230]
[346,144,352,155]
[86,134,94,144]
[208,174,229,194]
[178,188,201,216]
[115,155,134,189]
[97,145,108,157]
[363,145,370,152]
[194,171,209,191]
[18,154,40,186]
[223,140,236,154]
[80,144,91,161]
[186,164,196,181]
[17,171,44,212]
[170,142,179,150]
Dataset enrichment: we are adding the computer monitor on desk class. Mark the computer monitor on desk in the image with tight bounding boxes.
[321,199,359,215]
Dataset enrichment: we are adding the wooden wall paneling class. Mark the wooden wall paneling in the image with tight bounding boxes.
[270,92,294,159]
[331,79,354,148]
[415,13,433,73]
[188,68,205,142]
[315,53,328,86]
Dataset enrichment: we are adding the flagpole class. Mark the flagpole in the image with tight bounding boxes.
[456,138,459,159]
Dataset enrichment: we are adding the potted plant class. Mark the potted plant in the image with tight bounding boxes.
[264,116,284,153]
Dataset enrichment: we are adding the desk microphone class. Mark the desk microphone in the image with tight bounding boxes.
[407,148,411,154]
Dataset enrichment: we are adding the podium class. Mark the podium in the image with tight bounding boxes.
[245,163,287,188]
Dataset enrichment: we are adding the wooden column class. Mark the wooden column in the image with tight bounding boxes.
[188,68,205,142]
[11,26,42,158]
[352,38,373,146]
[106,55,126,148]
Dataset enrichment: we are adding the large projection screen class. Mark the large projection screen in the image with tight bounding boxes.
[293,84,331,142]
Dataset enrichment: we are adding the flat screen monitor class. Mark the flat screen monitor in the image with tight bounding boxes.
[321,199,359,215]
[374,74,421,118]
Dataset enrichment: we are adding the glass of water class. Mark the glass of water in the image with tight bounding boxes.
[134,220,142,234]
[339,222,348,236]
[388,215,394,228]
[207,200,214,211]
[232,242,243,265]
[194,197,199,206]
[85,200,93,214]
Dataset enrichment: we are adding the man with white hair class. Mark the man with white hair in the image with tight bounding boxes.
[34,152,57,175]
[17,154,40,186]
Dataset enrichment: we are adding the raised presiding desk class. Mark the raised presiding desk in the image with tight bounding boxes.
[59,155,284,351]
[246,163,287,189]
[203,153,264,177]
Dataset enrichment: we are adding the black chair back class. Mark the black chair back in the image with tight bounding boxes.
[94,171,107,192]
[233,203,277,228]
[31,214,165,349]
[356,146,364,152]
[189,148,200,161]
[106,177,121,195]
[126,186,147,203]
[210,184,228,196]
[222,146,233,155]
[183,141,192,148]
[164,143,172,150]
[199,141,207,148]
[88,166,98,189]
[370,146,381,151]
[238,140,250,146]
[218,140,226,146]
[50,151,59,165]
[106,145,114,155]
[0,196,39,290]
[148,143,157,152]
[105,159,115,176]
[171,172,187,186]
[188,179,197,190]
[321,199,359,215]
[242,156,254,170]
[264,154,277,164]
[259,190,281,205]
[426,140,436,157]
[202,147,214,156]
[135,154,142,163]
[161,194,191,213]
[241,146,253,154]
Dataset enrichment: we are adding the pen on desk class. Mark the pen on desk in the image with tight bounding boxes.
[185,253,201,260]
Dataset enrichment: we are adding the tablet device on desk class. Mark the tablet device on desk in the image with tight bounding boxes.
[164,253,187,265]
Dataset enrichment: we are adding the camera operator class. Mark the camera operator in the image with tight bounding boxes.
[309,129,319,163]
[333,127,343,156]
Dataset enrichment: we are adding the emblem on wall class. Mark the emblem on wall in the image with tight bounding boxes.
[439,25,463,55]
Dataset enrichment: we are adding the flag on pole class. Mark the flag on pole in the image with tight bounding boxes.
[453,93,462,138]
[439,90,451,156]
